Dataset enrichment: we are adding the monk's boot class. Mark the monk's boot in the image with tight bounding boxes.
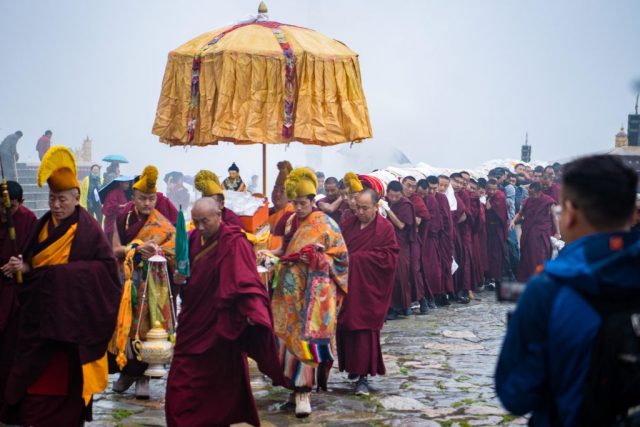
[456,290,470,304]
[135,376,150,400]
[112,373,136,393]
[355,376,370,396]
[386,310,398,321]
[295,392,311,418]
[418,298,429,315]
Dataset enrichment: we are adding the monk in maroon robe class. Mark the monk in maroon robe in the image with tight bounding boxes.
[403,176,431,311]
[102,180,130,245]
[436,176,455,305]
[1,205,120,426]
[316,177,348,225]
[166,198,283,427]
[467,184,485,290]
[0,184,37,411]
[418,177,444,303]
[513,182,559,282]
[123,191,177,225]
[337,190,399,395]
[485,179,508,285]
[450,173,472,303]
[385,181,415,318]
[541,173,561,203]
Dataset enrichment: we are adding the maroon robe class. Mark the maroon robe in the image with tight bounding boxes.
[1,207,121,426]
[485,191,508,280]
[123,192,178,225]
[337,214,399,376]
[0,206,37,410]
[467,191,484,288]
[165,223,284,427]
[543,183,560,204]
[517,194,556,282]
[317,196,348,225]
[422,194,443,295]
[453,192,473,292]
[478,202,488,277]
[435,192,455,294]
[222,207,243,229]
[388,197,415,311]
[409,193,431,301]
[102,187,128,244]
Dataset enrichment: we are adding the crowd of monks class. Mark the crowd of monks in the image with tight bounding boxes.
[0,147,564,427]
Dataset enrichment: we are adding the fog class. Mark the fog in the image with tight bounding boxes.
[1,0,639,191]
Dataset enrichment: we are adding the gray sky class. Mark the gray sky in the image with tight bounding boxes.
[1,0,639,187]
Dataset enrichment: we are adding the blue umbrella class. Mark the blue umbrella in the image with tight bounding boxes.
[102,154,129,163]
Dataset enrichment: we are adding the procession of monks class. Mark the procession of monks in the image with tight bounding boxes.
[0,147,563,426]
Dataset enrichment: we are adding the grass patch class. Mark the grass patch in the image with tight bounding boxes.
[451,398,477,408]
[455,375,471,382]
[400,381,412,390]
[458,421,472,427]
[459,386,470,394]
[501,414,518,424]
[438,421,453,427]
[112,408,135,421]
[436,380,447,391]
[399,366,410,375]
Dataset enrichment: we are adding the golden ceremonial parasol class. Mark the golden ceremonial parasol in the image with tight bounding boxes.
[152,2,372,194]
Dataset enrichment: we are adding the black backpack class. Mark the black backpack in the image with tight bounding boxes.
[574,288,640,427]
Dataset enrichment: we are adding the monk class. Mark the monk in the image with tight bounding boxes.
[476,179,490,287]
[338,189,399,396]
[0,182,37,411]
[0,146,121,426]
[123,190,178,226]
[268,161,294,251]
[384,180,415,319]
[339,172,364,228]
[485,179,508,288]
[511,182,561,282]
[111,166,176,399]
[266,167,348,418]
[436,175,455,305]
[450,173,472,303]
[166,198,284,427]
[102,177,131,245]
[317,176,349,225]
[417,177,444,306]
[541,173,560,203]
[467,179,485,291]
[402,176,432,313]
[193,170,243,229]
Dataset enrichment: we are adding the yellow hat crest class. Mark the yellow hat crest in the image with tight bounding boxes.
[37,146,79,192]
[194,170,224,196]
[285,167,318,199]
[132,165,158,194]
[343,172,364,194]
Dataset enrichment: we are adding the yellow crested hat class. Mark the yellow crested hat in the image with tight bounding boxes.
[37,146,79,192]
[343,172,364,194]
[132,165,158,194]
[194,170,224,196]
[285,167,318,199]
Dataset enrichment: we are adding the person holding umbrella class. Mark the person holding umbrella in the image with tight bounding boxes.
[80,164,104,223]
[100,176,133,245]
[102,155,129,185]
[164,171,190,211]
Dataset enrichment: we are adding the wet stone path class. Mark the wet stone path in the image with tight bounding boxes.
[93,292,527,426]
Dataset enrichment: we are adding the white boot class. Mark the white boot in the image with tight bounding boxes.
[135,376,150,400]
[295,392,311,418]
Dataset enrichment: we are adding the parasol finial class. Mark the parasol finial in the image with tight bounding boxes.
[258,1,268,13]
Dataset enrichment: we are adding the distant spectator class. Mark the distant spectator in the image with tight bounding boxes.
[0,131,23,181]
[103,162,120,185]
[80,164,103,222]
[35,130,52,161]
[316,171,326,195]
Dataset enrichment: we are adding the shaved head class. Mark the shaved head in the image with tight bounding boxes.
[193,197,221,215]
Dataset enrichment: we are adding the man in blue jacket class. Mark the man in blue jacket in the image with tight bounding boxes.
[495,154,640,426]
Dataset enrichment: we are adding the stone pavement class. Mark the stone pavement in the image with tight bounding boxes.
[92,291,527,427]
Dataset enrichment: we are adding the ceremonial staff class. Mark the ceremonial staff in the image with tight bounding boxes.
[0,155,22,284]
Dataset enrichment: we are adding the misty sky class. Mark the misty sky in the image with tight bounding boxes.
[1,0,639,188]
